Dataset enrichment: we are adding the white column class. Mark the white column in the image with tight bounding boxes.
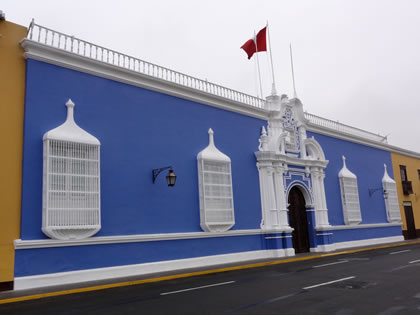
[273,163,290,228]
[311,167,322,226]
[257,161,278,230]
[318,170,330,226]
[311,167,330,227]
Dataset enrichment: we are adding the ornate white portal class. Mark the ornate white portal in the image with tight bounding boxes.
[255,93,330,230]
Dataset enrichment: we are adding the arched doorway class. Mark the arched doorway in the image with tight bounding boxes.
[288,186,310,253]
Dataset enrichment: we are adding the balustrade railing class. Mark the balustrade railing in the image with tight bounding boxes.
[304,112,387,143]
[27,22,265,109]
[26,22,387,144]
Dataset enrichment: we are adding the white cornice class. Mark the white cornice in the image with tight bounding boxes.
[307,123,420,159]
[316,222,401,231]
[20,39,420,158]
[14,228,293,250]
[20,39,268,121]
[255,150,328,168]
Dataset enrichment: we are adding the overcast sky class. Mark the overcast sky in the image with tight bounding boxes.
[3,0,420,152]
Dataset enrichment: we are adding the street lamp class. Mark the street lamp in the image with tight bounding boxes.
[152,166,176,187]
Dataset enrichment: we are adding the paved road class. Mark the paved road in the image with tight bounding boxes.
[2,244,420,314]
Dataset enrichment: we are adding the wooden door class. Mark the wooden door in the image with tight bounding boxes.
[288,186,310,253]
[404,203,416,239]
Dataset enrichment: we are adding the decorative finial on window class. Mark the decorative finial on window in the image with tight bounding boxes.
[65,99,75,123]
[342,155,347,168]
[208,128,215,146]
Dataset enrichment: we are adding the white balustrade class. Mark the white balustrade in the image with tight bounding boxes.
[304,112,387,143]
[27,23,387,144]
[28,23,265,109]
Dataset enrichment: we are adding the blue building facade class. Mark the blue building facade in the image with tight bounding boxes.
[13,23,403,289]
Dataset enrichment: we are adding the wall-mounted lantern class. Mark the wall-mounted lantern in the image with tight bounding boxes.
[152,166,176,187]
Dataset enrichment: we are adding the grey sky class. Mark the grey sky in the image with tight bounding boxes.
[3,0,420,152]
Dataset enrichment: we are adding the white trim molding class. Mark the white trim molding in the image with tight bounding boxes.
[14,248,294,290]
[310,244,337,253]
[316,222,402,232]
[311,235,404,253]
[14,228,293,250]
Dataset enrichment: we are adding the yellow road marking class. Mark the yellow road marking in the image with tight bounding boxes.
[1,240,419,305]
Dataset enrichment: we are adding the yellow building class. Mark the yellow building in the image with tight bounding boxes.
[391,152,420,239]
[0,18,26,290]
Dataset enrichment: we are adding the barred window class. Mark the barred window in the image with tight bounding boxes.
[197,129,235,232]
[42,99,101,240]
[383,164,401,223]
[338,156,362,225]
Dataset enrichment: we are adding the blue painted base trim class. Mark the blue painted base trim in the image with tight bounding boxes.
[263,232,293,250]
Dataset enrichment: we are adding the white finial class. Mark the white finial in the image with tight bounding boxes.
[208,128,214,146]
[338,155,356,178]
[342,155,347,168]
[65,99,75,123]
[66,99,75,108]
[271,83,277,96]
[261,126,267,136]
[382,163,394,183]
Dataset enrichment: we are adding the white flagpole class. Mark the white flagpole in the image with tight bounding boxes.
[255,31,264,99]
[253,50,260,98]
[290,43,297,98]
[267,21,277,95]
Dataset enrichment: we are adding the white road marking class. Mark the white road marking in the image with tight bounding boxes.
[263,293,296,304]
[341,258,370,261]
[160,281,235,295]
[409,259,420,264]
[303,276,355,290]
[312,260,349,268]
[389,250,411,255]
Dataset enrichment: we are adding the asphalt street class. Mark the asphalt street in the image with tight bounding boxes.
[2,243,420,314]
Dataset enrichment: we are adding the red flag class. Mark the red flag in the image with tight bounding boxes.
[240,26,267,59]
[240,39,256,59]
[255,26,267,52]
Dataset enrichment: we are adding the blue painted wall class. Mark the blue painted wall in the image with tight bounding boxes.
[307,131,394,226]
[331,225,402,243]
[21,59,265,240]
[18,59,402,277]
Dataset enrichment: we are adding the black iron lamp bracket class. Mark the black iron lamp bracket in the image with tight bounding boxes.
[152,166,173,184]
[369,188,385,197]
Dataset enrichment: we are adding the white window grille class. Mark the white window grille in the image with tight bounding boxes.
[42,99,101,240]
[338,156,362,225]
[197,129,235,232]
[382,164,401,223]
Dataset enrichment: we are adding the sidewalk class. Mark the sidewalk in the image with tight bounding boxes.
[1,238,420,304]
